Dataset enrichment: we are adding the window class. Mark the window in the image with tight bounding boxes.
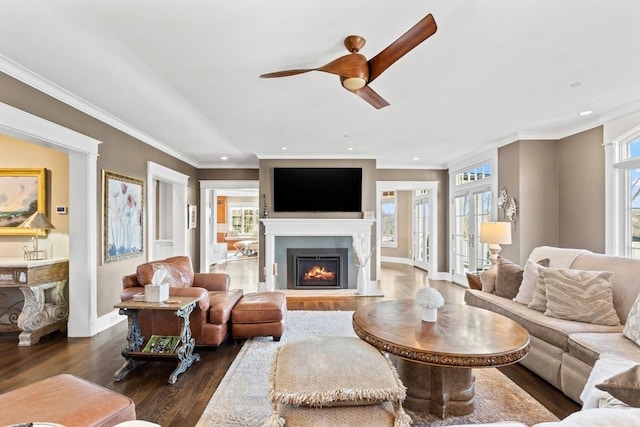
[450,156,497,284]
[380,190,397,247]
[230,207,258,235]
[609,126,640,259]
[455,162,492,186]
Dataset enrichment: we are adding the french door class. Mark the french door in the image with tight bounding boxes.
[413,193,430,272]
[452,189,492,284]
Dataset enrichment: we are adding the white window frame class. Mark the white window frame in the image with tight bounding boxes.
[606,123,640,257]
[449,151,498,284]
[229,202,259,235]
[380,190,398,248]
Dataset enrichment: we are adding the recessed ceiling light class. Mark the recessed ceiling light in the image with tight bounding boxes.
[281,147,287,151]
[220,156,228,160]
[570,82,582,88]
[579,110,593,116]
[348,147,354,151]
[413,157,420,161]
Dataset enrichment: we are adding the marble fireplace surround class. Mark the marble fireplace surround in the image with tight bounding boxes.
[260,218,381,295]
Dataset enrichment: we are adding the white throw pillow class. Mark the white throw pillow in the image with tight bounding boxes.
[624,294,640,346]
[580,353,637,409]
[514,259,542,305]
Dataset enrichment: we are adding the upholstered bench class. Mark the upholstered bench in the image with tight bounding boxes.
[263,336,411,427]
[0,374,137,426]
[232,291,287,340]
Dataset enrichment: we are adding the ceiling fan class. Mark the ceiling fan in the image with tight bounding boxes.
[260,14,437,109]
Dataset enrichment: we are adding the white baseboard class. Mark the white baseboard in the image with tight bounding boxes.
[91,309,126,336]
[430,271,453,282]
[380,256,452,282]
[380,256,413,265]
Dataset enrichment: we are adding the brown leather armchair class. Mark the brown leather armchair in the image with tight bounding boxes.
[121,256,243,347]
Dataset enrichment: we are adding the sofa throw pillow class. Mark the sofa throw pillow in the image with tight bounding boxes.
[514,258,550,305]
[623,294,640,346]
[596,365,640,407]
[580,352,637,409]
[466,272,483,290]
[494,257,524,299]
[528,265,549,312]
[542,268,620,326]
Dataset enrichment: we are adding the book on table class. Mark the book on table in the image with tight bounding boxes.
[142,335,181,354]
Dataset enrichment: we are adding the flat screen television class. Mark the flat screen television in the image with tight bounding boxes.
[273,167,362,212]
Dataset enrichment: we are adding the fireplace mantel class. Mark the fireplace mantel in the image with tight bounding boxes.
[260,218,380,295]
[261,218,375,236]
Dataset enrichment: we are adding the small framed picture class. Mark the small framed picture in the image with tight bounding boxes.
[188,204,197,229]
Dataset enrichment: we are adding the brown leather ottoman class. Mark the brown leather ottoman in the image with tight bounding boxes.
[0,374,136,426]
[232,291,287,341]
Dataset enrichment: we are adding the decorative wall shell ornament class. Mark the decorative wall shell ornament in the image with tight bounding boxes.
[497,187,508,219]
[506,197,517,226]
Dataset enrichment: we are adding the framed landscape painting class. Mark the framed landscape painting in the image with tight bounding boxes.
[0,168,46,236]
[102,170,144,263]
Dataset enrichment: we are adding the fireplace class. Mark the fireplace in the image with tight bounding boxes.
[287,248,348,289]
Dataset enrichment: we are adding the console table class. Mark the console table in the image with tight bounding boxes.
[113,296,201,384]
[0,257,69,346]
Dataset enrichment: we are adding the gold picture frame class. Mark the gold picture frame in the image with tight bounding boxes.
[0,168,46,236]
[102,170,144,263]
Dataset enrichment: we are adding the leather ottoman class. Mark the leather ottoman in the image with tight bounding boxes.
[0,374,136,426]
[231,291,287,340]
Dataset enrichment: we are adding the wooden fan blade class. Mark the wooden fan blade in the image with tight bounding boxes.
[367,14,437,84]
[260,69,314,78]
[348,85,390,109]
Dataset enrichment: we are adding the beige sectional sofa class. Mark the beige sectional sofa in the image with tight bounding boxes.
[464,246,640,404]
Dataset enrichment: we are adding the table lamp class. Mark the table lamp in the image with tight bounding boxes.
[18,211,55,260]
[479,221,512,266]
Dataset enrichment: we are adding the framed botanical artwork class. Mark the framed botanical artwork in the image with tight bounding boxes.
[102,170,144,263]
[0,168,46,236]
[188,204,197,229]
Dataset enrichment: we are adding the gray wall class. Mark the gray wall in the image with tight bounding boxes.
[498,127,604,265]
[558,127,605,252]
[0,72,200,316]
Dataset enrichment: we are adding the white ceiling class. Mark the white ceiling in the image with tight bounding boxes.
[1,1,639,169]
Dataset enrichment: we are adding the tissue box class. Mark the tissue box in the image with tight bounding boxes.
[145,283,169,303]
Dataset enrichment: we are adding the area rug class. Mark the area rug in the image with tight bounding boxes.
[196,311,559,427]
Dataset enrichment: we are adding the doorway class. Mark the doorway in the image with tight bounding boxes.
[199,180,259,272]
[413,191,431,272]
[451,189,492,284]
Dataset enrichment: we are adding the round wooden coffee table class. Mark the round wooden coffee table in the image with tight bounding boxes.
[352,299,530,418]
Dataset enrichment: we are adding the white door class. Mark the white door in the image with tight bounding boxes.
[413,193,430,272]
[452,190,492,284]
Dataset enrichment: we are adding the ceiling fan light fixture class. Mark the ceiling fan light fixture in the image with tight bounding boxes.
[342,77,367,90]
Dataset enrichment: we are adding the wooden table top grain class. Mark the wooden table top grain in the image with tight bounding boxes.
[352,299,530,368]
[114,296,199,311]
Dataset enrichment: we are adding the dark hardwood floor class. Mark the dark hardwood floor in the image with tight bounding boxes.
[0,260,579,426]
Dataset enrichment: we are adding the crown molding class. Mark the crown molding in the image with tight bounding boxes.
[1,55,200,168]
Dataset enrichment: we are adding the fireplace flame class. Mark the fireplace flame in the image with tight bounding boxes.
[303,265,336,281]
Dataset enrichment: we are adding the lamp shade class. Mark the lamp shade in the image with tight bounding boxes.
[479,222,511,245]
[17,211,55,230]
